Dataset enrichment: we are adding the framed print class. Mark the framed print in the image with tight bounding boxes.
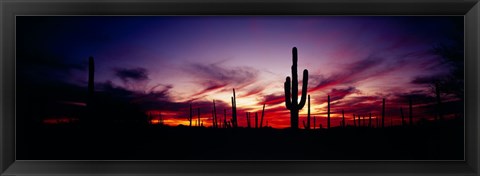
[1,0,479,175]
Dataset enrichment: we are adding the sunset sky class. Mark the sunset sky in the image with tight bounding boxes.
[16,16,464,128]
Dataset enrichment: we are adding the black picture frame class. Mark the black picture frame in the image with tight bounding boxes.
[1,0,479,175]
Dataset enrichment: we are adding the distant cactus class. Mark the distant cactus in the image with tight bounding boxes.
[224,109,227,128]
[255,112,258,129]
[307,95,311,130]
[353,114,356,127]
[382,98,385,128]
[231,89,238,128]
[342,109,345,128]
[260,104,265,128]
[327,95,330,129]
[188,104,193,127]
[246,112,251,128]
[213,100,218,128]
[284,47,309,130]
[197,108,201,127]
[369,113,372,128]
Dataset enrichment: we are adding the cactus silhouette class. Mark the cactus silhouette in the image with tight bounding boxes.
[342,109,345,128]
[327,95,330,129]
[260,104,265,128]
[245,112,251,128]
[197,108,200,127]
[353,114,356,127]
[369,113,372,128]
[307,95,311,129]
[224,109,227,128]
[409,97,413,126]
[382,98,385,128]
[188,104,193,127]
[213,100,217,128]
[284,47,309,130]
[255,112,258,128]
[231,89,238,128]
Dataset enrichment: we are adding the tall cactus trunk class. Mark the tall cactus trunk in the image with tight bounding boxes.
[260,104,265,128]
[327,95,331,129]
[353,114,356,127]
[255,112,258,129]
[213,100,217,128]
[231,89,237,128]
[224,109,227,128]
[284,47,309,130]
[197,108,200,127]
[382,98,385,128]
[189,104,193,127]
[369,113,372,128]
[86,56,95,123]
[409,97,413,126]
[246,112,250,128]
[307,95,311,130]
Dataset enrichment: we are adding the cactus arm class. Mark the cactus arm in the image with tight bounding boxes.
[298,69,309,108]
[284,77,292,110]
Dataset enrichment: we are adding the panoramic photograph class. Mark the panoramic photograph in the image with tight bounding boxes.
[16,16,464,160]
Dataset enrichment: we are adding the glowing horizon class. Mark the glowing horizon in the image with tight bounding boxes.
[17,16,464,129]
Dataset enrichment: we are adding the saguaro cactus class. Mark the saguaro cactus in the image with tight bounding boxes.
[284,47,309,130]
[224,109,227,128]
[255,112,258,129]
[307,95,311,130]
[327,95,330,129]
[260,104,265,128]
[189,104,193,127]
[213,100,218,128]
[353,114,356,127]
[197,108,201,127]
[369,113,372,127]
[231,89,238,128]
[382,98,385,128]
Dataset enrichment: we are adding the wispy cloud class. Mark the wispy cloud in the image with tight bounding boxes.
[182,62,260,98]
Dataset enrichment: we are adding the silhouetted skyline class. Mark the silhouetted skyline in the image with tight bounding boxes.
[16,16,464,128]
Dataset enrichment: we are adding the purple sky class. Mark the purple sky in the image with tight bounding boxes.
[17,16,464,128]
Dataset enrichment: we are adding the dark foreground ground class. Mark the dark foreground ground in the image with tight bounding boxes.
[17,118,463,160]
